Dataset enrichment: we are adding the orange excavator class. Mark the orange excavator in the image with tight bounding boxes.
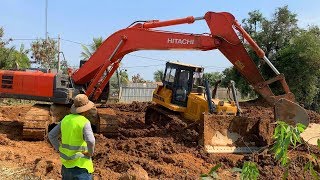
[0,12,309,152]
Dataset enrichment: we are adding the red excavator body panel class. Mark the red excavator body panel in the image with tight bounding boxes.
[0,70,55,98]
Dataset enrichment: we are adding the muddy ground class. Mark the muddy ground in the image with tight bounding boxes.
[0,100,319,179]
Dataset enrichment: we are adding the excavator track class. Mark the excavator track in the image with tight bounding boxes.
[21,104,120,140]
[22,104,51,140]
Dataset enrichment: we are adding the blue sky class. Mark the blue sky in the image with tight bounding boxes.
[1,0,320,80]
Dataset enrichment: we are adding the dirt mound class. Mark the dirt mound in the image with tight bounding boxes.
[93,135,212,178]
[0,121,23,140]
[104,101,153,112]
[239,98,271,108]
[0,134,14,146]
[240,99,320,125]
[32,158,56,177]
[0,106,31,121]
[241,103,275,145]
[308,110,320,123]
[0,100,319,179]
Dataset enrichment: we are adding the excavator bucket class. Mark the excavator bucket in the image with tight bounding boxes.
[199,114,272,153]
[199,99,309,154]
[274,98,309,126]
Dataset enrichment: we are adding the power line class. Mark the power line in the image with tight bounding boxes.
[122,64,165,68]
[126,54,168,62]
[204,65,229,69]
[3,36,230,69]
[60,38,90,46]
[2,37,89,46]
[126,54,228,69]
[3,38,39,41]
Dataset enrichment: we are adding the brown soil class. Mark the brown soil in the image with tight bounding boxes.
[0,101,319,179]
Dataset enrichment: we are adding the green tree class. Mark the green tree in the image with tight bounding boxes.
[276,28,320,111]
[132,73,146,83]
[80,37,103,60]
[0,27,30,69]
[242,6,299,58]
[4,44,30,69]
[110,70,129,89]
[31,37,59,69]
[242,10,265,34]
[222,6,301,99]
[0,47,13,68]
[0,27,12,48]
[234,6,320,112]
[80,37,129,91]
[0,27,5,48]
[221,67,256,98]
[203,72,222,87]
[153,70,164,82]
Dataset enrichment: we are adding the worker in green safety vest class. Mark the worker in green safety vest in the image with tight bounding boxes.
[49,94,95,180]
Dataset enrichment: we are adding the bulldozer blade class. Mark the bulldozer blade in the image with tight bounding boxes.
[199,114,271,153]
[274,98,309,126]
[301,123,320,146]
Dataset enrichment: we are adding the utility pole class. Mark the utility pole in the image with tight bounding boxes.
[45,0,48,40]
[57,34,61,73]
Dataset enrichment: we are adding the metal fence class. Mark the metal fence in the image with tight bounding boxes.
[119,83,157,103]
[214,87,243,100]
[117,82,244,103]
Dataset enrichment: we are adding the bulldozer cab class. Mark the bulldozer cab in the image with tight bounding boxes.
[162,62,204,107]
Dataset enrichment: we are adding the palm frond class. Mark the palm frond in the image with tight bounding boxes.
[80,37,104,60]
[80,45,92,60]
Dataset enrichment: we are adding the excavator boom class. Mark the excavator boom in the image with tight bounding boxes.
[71,12,283,102]
[71,12,308,127]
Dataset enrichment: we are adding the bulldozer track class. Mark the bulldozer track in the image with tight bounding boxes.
[145,105,199,142]
[145,105,187,130]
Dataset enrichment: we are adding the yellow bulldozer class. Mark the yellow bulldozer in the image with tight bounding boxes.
[145,62,307,153]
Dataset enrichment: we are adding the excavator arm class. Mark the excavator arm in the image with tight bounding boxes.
[72,11,308,125]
